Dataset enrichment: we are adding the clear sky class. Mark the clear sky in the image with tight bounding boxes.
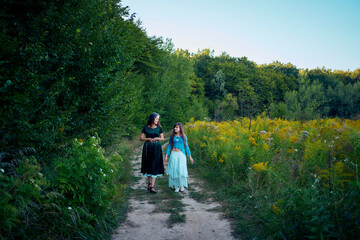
[122,0,360,71]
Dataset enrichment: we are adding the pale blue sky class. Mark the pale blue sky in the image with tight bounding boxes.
[122,0,360,71]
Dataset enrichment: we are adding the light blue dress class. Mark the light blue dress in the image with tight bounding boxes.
[166,135,191,188]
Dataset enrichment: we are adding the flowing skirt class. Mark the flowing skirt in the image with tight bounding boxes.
[166,151,188,188]
[141,141,164,178]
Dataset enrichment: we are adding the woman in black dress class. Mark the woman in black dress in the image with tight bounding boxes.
[140,113,165,193]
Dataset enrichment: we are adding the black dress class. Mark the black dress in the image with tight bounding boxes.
[141,125,164,177]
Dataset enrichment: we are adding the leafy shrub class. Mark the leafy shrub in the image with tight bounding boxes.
[0,148,48,238]
[1,136,130,239]
[47,135,127,239]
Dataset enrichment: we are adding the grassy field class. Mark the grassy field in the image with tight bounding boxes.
[185,116,360,239]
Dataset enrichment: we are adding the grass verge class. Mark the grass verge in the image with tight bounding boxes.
[104,137,142,238]
[151,175,186,227]
[188,164,262,239]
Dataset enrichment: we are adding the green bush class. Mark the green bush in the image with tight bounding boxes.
[0,150,48,238]
[54,136,118,213]
[1,136,130,239]
[45,135,127,239]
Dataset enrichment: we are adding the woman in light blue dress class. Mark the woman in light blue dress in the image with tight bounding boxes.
[164,122,194,192]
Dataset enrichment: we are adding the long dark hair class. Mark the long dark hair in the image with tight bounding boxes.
[170,122,186,150]
[146,112,161,127]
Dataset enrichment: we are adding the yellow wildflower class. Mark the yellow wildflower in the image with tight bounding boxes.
[290,135,298,143]
[200,142,207,147]
[249,137,258,146]
[272,204,280,214]
[279,128,287,140]
[221,153,227,159]
[263,143,269,151]
[252,161,269,172]
[319,169,330,179]
[264,132,272,141]
[304,149,309,160]
[333,161,345,174]
[288,148,295,153]
[234,146,241,151]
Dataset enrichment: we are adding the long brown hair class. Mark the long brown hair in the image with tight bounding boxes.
[170,122,186,150]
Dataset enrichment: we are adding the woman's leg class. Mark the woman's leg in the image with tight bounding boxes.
[149,177,157,193]
[147,176,151,190]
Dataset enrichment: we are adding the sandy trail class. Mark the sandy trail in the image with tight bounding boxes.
[111,145,236,240]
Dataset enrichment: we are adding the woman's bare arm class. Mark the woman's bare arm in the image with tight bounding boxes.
[140,133,149,141]
[154,133,165,142]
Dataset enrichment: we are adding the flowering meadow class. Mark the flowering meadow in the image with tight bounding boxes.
[186,116,360,239]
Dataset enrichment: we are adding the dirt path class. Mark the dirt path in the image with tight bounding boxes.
[111,144,236,240]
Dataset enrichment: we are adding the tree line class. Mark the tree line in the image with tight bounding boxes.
[0,0,359,238]
[191,50,360,122]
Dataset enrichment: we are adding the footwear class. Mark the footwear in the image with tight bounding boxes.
[149,187,157,194]
[174,187,180,193]
[180,186,185,192]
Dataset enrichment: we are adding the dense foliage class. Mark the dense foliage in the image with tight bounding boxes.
[1,0,139,238]
[186,117,360,239]
[0,0,200,238]
[191,51,360,121]
[1,136,130,239]
[1,0,359,238]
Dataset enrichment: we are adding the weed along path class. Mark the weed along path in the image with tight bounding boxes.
[111,144,236,240]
